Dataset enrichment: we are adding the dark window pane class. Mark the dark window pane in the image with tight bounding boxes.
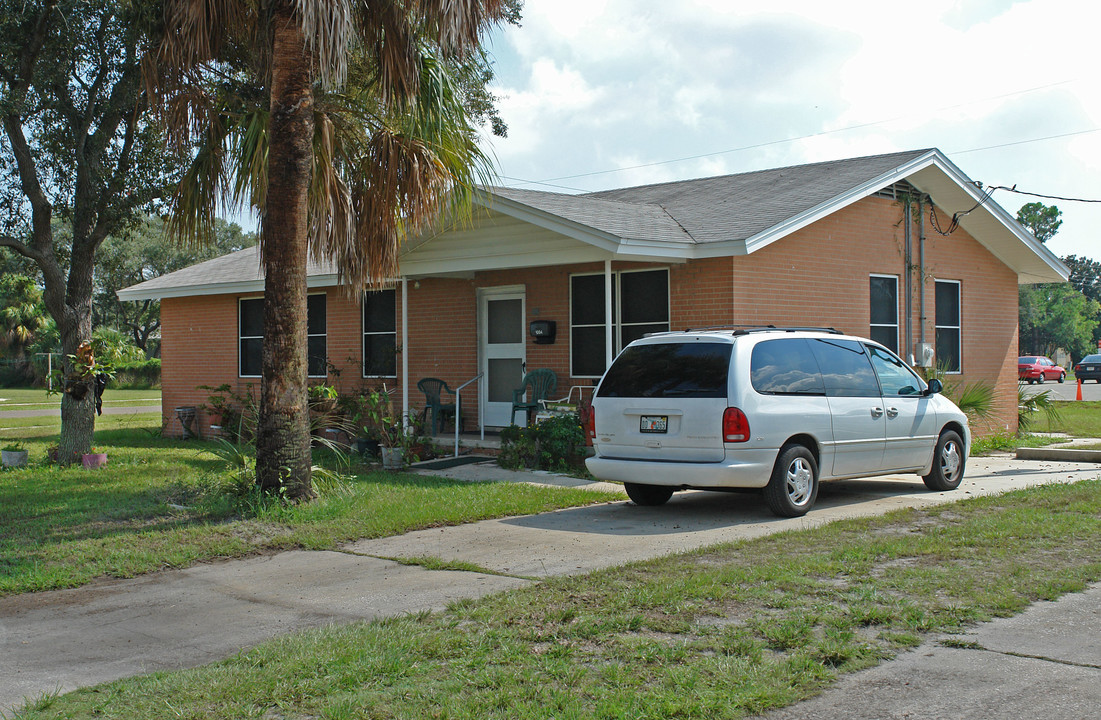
[935,282,959,325]
[598,342,731,399]
[363,290,396,333]
[240,338,262,376]
[571,274,613,325]
[751,338,825,395]
[487,298,523,344]
[810,339,880,397]
[621,323,669,348]
[307,336,327,377]
[620,270,669,324]
[364,334,396,376]
[488,358,524,403]
[572,325,607,377]
[869,276,897,325]
[869,325,898,355]
[936,328,961,373]
[307,294,326,335]
[240,298,264,337]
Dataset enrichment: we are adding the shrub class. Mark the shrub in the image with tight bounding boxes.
[112,358,161,388]
[499,414,586,472]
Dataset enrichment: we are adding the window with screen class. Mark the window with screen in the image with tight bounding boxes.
[570,268,669,377]
[363,289,397,377]
[240,294,327,377]
[869,275,898,354]
[935,280,961,373]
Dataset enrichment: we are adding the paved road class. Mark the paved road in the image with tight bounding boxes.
[0,404,160,419]
[1021,377,1101,401]
[3,454,1100,714]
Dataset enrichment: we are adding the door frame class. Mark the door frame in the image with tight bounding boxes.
[477,285,527,427]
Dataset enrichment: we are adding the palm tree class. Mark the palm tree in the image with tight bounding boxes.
[151,0,506,498]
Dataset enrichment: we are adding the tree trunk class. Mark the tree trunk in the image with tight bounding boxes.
[56,304,96,465]
[255,1,315,499]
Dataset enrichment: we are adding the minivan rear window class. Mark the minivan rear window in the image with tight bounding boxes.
[597,342,732,398]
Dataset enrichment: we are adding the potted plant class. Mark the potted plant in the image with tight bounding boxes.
[82,447,108,469]
[362,386,412,469]
[2,442,29,468]
[308,384,339,415]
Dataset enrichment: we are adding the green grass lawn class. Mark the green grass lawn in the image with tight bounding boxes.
[1026,399,1101,436]
[0,425,623,596]
[15,480,1101,719]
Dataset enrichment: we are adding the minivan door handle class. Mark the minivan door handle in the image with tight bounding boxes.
[870,407,884,418]
[886,407,899,418]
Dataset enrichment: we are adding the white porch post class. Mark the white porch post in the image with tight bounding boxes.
[604,259,614,371]
[401,276,409,429]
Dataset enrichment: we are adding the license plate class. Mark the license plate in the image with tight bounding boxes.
[640,415,668,433]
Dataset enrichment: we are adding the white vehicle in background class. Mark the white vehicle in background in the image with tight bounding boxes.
[586,327,970,517]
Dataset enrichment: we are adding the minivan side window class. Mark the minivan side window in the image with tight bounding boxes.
[597,342,732,398]
[809,339,880,397]
[866,344,924,396]
[751,338,826,395]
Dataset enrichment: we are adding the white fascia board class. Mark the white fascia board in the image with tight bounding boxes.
[742,150,943,255]
[399,245,687,277]
[116,274,346,301]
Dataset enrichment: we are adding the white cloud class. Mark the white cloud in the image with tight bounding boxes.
[483,1,1101,258]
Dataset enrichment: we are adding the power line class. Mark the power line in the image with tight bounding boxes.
[985,184,1101,204]
[502,79,1078,188]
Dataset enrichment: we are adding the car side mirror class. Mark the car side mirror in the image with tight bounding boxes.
[925,378,943,396]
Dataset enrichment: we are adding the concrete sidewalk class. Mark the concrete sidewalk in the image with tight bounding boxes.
[3,454,1100,715]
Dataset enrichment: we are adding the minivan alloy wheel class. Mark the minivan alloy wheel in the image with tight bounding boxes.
[923,429,965,491]
[786,458,814,505]
[764,444,819,518]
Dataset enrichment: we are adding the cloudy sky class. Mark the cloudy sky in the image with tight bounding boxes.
[478,0,1100,261]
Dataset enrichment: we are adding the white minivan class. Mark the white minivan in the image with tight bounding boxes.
[585,327,970,517]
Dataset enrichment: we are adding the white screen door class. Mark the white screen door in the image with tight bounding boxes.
[479,288,526,427]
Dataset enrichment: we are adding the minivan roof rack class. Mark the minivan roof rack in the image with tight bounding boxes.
[680,324,842,335]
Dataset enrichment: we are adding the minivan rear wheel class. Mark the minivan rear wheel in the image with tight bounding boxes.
[624,483,674,507]
[922,430,965,491]
[764,444,818,518]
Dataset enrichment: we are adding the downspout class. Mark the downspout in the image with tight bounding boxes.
[918,196,927,350]
[401,276,409,430]
[605,259,614,371]
[904,199,914,364]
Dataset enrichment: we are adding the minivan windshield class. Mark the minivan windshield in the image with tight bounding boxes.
[597,342,732,398]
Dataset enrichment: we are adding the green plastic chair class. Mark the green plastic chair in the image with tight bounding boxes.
[417,377,459,435]
[511,369,558,426]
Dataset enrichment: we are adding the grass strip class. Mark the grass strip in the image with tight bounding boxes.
[16,479,1101,719]
[0,428,622,596]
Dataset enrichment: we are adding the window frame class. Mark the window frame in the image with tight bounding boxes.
[934,279,962,374]
[868,274,899,355]
[569,267,671,379]
[362,288,398,379]
[239,293,328,379]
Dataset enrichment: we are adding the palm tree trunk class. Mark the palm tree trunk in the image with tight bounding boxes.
[255,1,315,499]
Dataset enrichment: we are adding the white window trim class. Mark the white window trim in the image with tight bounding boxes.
[239,294,328,379]
[306,292,327,378]
[362,289,398,379]
[934,279,962,374]
[569,267,671,379]
[869,273,899,355]
[238,296,264,379]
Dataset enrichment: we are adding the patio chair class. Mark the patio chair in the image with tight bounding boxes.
[417,377,459,435]
[510,368,558,426]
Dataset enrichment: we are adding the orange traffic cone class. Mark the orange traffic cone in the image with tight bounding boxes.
[1077,378,1083,402]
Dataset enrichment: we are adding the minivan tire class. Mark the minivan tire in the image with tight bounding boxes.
[624,483,674,507]
[764,444,818,518]
[922,430,965,491]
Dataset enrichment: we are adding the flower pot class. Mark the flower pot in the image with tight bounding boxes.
[380,446,403,470]
[82,452,108,469]
[2,449,29,468]
[354,437,380,458]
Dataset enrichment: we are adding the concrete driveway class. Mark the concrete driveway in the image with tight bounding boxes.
[3,455,1100,714]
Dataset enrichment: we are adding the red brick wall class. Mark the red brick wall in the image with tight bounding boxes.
[159,195,1018,436]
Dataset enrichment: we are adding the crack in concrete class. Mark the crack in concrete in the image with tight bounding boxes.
[955,643,1101,671]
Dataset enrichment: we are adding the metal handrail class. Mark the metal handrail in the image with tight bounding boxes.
[453,372,484,457]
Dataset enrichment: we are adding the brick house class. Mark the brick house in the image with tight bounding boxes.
[118,149,1067,437]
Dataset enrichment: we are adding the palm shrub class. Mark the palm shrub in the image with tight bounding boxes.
[1018,382,1061,434]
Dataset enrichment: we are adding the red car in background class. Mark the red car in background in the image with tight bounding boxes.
[1018,356,1066,384]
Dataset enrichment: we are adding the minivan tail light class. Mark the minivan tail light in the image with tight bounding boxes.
[723,407,750,443]
[587,410,596,440]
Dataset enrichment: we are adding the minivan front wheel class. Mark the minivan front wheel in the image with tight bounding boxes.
[923,430,965,491]
[624,483,674,507]
[764,445,818,517]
